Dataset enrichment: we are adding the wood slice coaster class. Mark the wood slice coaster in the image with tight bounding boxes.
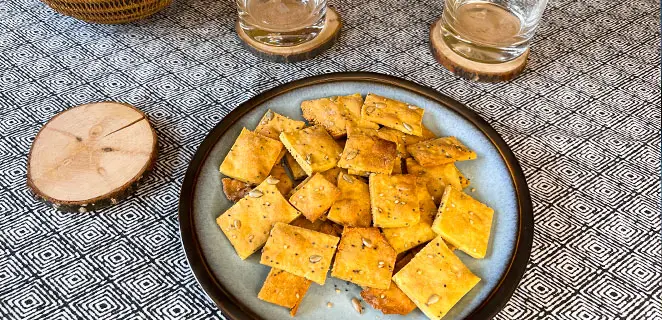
[236,7,341,63]
[27,102,157,212]
[429,17,529,82]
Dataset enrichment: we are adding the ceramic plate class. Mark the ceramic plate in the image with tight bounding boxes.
[179,72,533,320]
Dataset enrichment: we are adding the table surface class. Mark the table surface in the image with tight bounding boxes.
[0,0,660,319]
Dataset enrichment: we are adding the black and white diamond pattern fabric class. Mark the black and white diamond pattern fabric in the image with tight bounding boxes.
[0,0,660,318]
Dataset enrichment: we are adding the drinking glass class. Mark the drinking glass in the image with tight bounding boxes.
[236,0,327,47]
[441,0,548,63]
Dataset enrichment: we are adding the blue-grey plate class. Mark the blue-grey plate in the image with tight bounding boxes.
[179,72,533,320]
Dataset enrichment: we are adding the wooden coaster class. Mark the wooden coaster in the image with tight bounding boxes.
[27,102,157,212]
[236,7,341,63]
[429,17,529,82]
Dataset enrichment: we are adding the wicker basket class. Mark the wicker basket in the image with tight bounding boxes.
[42,0,172,24]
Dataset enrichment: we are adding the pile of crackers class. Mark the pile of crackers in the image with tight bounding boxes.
[217,93,495,320]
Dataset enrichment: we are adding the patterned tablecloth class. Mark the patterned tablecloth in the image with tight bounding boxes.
[1,0,660,318]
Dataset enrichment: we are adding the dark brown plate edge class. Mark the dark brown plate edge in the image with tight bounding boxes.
[178,71,534,320]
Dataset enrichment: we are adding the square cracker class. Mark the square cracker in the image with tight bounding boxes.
[369,174,420,228]
[406,158,469,204]
[392,237,481,320]
[268,163,294,196]
[220,128,283,184]
[327,172,372,227]
[360,281,417,315]
[258,268,312,316]
[219,128,283,184]
[382,182,438,254]
[260,223,339,285]
[255,110,306,140]
[285,152,307,180]
[280,126,343,175]
[361,93,425,136]
[337,133,398,175]
[216,179,300,260]
[432,186,494,259]
[331,227,397,290]
[289,173,341,222]
[301,94,379,139]
[407,137,477,167]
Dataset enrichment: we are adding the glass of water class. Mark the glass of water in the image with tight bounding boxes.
[441,0,548,63]
[236,0,327,47]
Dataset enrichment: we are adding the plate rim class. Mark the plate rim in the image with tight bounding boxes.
[178,72,534,320]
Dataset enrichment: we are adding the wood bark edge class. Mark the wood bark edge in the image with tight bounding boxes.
[26,102,158,212]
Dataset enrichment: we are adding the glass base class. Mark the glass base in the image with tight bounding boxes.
[238,13,326,47]
[440,22,528,64]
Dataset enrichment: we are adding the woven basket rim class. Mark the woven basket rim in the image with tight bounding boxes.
[44,0,167,4]
[42,0,171,24]
[46,2,165,14]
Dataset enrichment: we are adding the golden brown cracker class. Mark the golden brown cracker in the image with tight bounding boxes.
[369,174,420,228]
[360,282,417,315]
[279,126,343,175]
[216,179,300,260]
[289,173,341,222]
[301,97,348,138]
[301,93,378,139]
[258,268,311,315]
[219,128,283,184]
[407,137,477,167]
[432,186,494,259]
[406,158,468,204]
[327,172,372,227]
[255,110,305,140]
[260,223,339,285]
[268,163,294,196]
[361,93,425,136]
[285,152,307,180]
[331,227,396,289]
[382,183,437,253]
[392,237,480,320]
[338,133,398,175]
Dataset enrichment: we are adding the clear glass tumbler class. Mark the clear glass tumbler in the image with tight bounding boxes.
[441,0,548,63]
[236,0,327,47]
